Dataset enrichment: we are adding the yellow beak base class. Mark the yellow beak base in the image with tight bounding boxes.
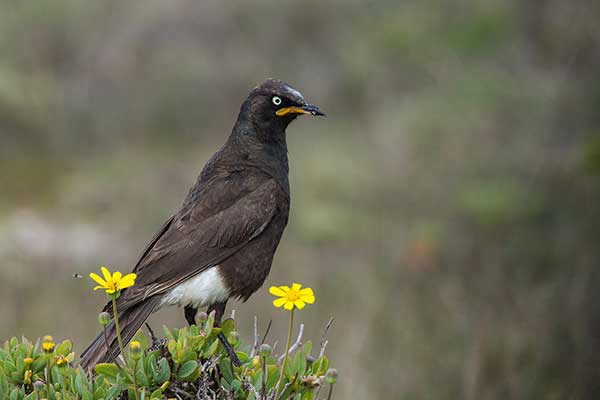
[275,106,311,117]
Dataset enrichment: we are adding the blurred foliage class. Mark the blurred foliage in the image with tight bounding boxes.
[1,0,600,398]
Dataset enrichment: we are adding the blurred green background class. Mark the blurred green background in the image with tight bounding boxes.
[2,0,600,398]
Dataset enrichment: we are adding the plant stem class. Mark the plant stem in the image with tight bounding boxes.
[102,327,127,376]
[132,358,140,400]
[327,383,334,400]
[275,309,294,398]
[111,297,126,364]
[261,355,267,400]
[45,358,50,394]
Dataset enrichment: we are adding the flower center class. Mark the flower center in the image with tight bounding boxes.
[286,290,300,301]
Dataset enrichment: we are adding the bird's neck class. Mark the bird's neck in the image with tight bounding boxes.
[225,117,290,190]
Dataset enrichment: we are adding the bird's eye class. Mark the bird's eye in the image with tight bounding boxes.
[272,96,282,106]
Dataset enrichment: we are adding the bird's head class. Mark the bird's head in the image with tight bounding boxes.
[239,79,325,141]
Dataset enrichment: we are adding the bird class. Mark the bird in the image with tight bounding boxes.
[79,79,324,370]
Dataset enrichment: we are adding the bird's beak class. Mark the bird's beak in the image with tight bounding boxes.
[276,104,326,117]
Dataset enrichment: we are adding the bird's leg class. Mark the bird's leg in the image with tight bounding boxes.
[208,301,241,367]
[184,305,198,326]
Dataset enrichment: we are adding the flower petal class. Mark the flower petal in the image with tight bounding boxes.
[119,274,136,289]
[101,266,112,281]
[300,294,315,304]
[294,300,306,309]
[273,298,287,308]
[112,271,122,282]
[93,285,105,291]
[269,286,287,297]
[291,283,302,291]
[283,301,294,310]
[89,273,107,286]
[299,287,314,297]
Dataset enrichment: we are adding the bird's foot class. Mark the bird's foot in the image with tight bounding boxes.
[217,332,242,367]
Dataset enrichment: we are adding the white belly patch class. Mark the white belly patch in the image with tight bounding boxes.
[159,266,230,309]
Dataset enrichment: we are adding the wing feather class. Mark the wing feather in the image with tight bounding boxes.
[116,176,283,311]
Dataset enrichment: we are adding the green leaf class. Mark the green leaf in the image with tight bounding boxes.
[313,356,329,376]
[75,368,89,394]
[94,363,119,378]
[303,341,313,358]
[55,340,72,356]
[177,360,199,381]
[162,326,174,341]
[220,319,236,337]
[230,379,242,392]
[204,311,215,337]
[203,339,219,358]
[219,358,234,383]
[293,350,307,376]
[266,365,279,389]
[154,358,170,384]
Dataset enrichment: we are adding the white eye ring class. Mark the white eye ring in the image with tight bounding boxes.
[272,96,282,106]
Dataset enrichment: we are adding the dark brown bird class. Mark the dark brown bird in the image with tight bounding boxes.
[79,79,324,370]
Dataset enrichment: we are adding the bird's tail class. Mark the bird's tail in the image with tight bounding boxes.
[79,296,161,371]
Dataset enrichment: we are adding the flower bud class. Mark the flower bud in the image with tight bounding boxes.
[197,311,208,323]
[306,355,316,366]
[98,312,111,326]
[33,380,44,391]
[23,369,32,385]
[42,336,55,353]
[251,355,261,368]
[325,368,338,384]
[227,331,240,346]
[24,357,34,365]
[129,340,142,360]
[259,343,272,358]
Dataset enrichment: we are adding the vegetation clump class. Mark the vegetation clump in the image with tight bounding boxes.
[0,268,336,399]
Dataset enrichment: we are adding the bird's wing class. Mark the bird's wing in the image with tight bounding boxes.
[116,175,284,310]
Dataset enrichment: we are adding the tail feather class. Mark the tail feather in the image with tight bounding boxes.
[79,296,161,371]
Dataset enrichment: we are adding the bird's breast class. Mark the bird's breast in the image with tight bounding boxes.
[159,266,230,309]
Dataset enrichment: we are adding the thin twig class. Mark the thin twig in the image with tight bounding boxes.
[261,353,267,399]
[277,324,304,364]
[319,340,329,358]
[321,318,335,339]
[319,318,334,358]
[250,316,260,358]
[260,320,273,345]
[242,380,261,399]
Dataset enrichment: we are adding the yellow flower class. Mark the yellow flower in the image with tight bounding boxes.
[42,336,55,353]
[269,283,315,310]
[55,354,68,366]
[130,340,141,350]
[90,266,136,294]
[23,357,34,365]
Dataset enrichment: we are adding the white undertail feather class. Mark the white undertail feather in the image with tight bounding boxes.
[159,266,230,309]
